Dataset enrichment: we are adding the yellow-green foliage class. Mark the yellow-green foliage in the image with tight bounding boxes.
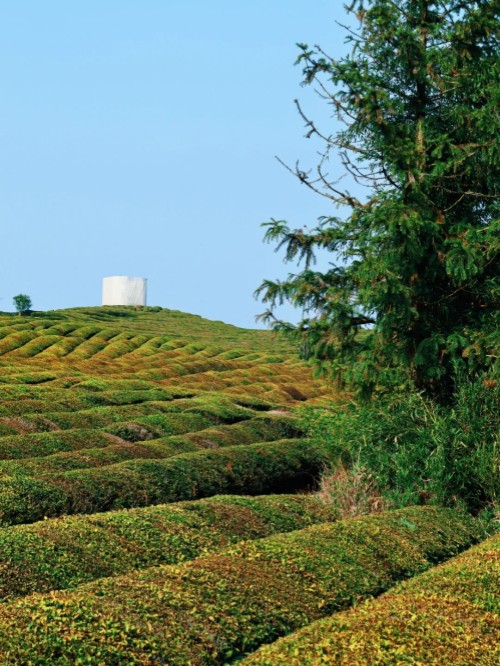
[242,532,500,665]
[0,310,333,533]
[0,309,329,406]
[0,438,326,525]
[0,429,117,459]
[0,494,339,601]
[0,415,300,476]
[2,307,485,664]
[0,507,484,664]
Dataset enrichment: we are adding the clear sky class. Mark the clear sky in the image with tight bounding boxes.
[0,1,354,328]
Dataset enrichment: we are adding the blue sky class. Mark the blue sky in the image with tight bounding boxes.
[0,1,354,328]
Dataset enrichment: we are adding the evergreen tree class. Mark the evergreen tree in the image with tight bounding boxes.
[257,0,499,399]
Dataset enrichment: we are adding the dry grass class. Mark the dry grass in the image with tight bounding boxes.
[316,462,387,518]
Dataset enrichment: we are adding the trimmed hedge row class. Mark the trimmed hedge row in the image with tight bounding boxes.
[0,438,324,525]
[5,392,258,431]
[0,402,214,433]
[0,508,484,664]
[0,415,301,475]
[0,441,177,475]
[0,494,339,601]
[0,506,485,662]
[0,429,117,460]
[0,384,193,416]
[242,531,500,665]
[0,409,265,460]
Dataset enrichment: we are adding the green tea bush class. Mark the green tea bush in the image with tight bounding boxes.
[65,338,109,359]
[158,392,260,423]
[0,388,90,414]
[26,393,257,431]
[80,388,176,406]
[0,494,339,600]
[0,429,116,459]
[29,402,172,430]
[7,335,60,358]
[0,330,37,355]
[0,438,325,524]
[103,413,213,441]
[0,416,300,476]
[302,377,499,512]
[0,442,176,475]
[11,371,59,384]
[242,532,500,665]
[0,507,483,663]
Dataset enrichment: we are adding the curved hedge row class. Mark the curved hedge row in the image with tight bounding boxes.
[0,392,257,432]
[0,429,116,460]
[0,507,484,664]
[0,415,300,476]
[0,386,129,415]
[242,532,500,665]
[0,494,339,601]
[10,400,182,429]
[0,438,324,525]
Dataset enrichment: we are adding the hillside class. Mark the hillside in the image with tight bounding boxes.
[0,306,496,664]
[0,305,326,398]
[0,306,336,523]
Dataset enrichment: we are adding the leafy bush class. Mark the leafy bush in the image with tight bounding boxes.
[0,438,325,525]
[0,416,302,476]
[242,532,500,665]
[0,429,116,460]
[0,494,339,600]
[0,507,483,663]
[103,413,213,441]
[302,377,499,512]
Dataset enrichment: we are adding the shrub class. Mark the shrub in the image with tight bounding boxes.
[316,462,387,518]
[0,494,339,600]
[242,532,500,665]
[0,429,116,459]
[0,415,301,476]
[0,438,325,525]
[0,507,483,663]
[302,377,499,512]
[103,413,213,441]
[0,330,36,355]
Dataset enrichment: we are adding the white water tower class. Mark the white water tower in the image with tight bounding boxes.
[102,276,148,306]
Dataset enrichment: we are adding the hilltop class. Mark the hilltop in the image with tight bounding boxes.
[0,305,330,405]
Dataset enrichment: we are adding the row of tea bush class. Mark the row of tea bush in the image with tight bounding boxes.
[243,531,499,665]
[0,493,339,601]
[0,438,325,525]
[0,415,300,476]
[0,507,484,663]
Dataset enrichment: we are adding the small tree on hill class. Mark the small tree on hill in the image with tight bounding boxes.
[257,0,499,399]
[13,294,32,316]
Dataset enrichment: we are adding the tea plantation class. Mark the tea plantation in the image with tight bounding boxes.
[0,306,496,664]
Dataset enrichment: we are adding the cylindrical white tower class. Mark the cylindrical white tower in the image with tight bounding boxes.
[102,276,148,306]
